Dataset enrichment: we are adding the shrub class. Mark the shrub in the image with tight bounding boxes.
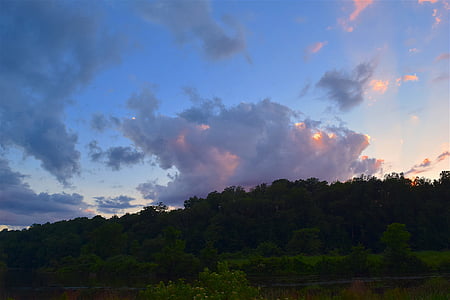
[139,262,262,300]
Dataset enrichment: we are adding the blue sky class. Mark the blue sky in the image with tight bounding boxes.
[1,0,449,228]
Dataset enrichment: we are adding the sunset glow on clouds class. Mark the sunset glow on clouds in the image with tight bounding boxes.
[405,152,450,176]
[308,41,328,54]
[338,0,373,32]
[396,74,420,86]
[0,0,448,226]
[349,0,373,21]
[418,0,439,4]
[370,80,389,94]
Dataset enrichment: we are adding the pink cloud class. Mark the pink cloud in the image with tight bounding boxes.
[123,88,383,206]
[397,74,419,85]
[418,0,439,4]
[405,151,450,176]
[370,79,389,93]
[435,53,450,61]
[308,41,328,54]
[403,74,419,82]
[339,0,373,32]
[349,0,374,21]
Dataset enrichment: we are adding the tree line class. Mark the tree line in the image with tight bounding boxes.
[0,171,448,284]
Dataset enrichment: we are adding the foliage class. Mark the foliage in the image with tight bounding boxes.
[0,172,449,285]
[380,223,428,274]
[139,262,262,300]
[287,228,322,255]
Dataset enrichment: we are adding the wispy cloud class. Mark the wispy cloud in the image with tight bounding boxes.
[121,89,382,206]
[316,62,376,111]
[349,0,374,21]
[94,195,140,214]
[405,151,450,176]
[304,41,328,60]
[396,74,419,85]
[418,0,439,4]
[432,73,450,82]
[435,53,450,61]
[308,41,328,54]
[135,0,246,60]
[339,0,373,32]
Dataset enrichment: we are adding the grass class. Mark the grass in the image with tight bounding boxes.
[261,277,450,300]
[415,250,450,270]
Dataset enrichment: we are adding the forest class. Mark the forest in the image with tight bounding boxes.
[0,171,449,292]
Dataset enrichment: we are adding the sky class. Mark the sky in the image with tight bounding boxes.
[0,0,449,228]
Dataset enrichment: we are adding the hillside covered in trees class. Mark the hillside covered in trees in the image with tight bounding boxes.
[0,172,449,285]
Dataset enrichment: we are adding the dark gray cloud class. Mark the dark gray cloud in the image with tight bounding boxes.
[90,114,122,132]
[298,83,311,98]
[94,195,139,214]
[122,89,383,206]
[0,158,92,226]
[316,62,375,111]
[136,0,246,60]
[88,141,145,170]
[0,0,124,185]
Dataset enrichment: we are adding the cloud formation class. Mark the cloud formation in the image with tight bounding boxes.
[405,151,450,176]
[435,53,450,61]
[0,1,123,185]
[94,195,139,214]
[396,74,419,85]
[370,79,389,94]
[418,0,438,4]
[90,114,121,132]
[349,0,374,21]
[339,0,373,32]
[88,141,145,171]
[0,158,91,226]
[304,41,328,60]
[136,0,246,60]
[121,89,382,206]
[316,62,375,111]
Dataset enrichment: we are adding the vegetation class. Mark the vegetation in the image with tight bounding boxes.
[0,171,449,289]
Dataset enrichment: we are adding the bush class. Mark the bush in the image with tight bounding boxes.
[139,262,262,300]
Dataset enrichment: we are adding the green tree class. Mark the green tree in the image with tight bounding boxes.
[381,223,411,256]
[380,223,426,273]
[154,227,200,280]
[287,228,321,255]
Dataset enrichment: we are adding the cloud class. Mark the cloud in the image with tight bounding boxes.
[121,89,382,206]
[88,141,145,170]
[338,0,373,32]
[396,74,419,85]
[432,73,450,82]
[435,53,450,61]
[405,151,450,176]
[370,79,389,94]
[316,62,375,111]
[307,41,328,54]
[418,0,439,4]
[304,41,328,60]
[0,0,124,185]
[136,0,246,60]
[299,83,311,98]
[432,8,442,26]
[0,158,92,226]
[94,195,140,214]
[349,0,374,21]
[90,114,121,132]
